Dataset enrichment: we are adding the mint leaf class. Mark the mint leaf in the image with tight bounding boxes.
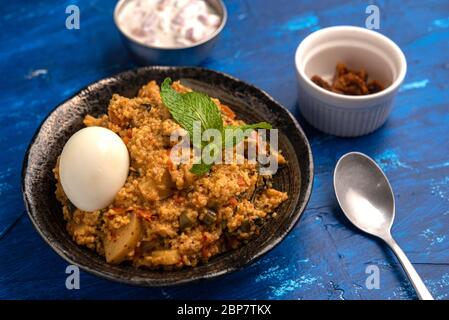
[182,92,223,135]
[224,122,272,148]
[161,78,223,139]
[190,162,213,175]
[160,78,197,137]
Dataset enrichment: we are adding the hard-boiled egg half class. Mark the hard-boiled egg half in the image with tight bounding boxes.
[59,127,129,212]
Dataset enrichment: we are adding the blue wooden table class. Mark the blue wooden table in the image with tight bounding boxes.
[1,0,448,300]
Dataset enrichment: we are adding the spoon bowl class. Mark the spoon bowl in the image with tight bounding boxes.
[334,152,395,238]
[334,152,434,300]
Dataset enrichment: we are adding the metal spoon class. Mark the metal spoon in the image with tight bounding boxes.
[333,152,434,300]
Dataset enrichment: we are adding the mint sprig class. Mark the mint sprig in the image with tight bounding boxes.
[161,78,272,175]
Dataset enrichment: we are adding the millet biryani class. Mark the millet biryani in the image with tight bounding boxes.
[53,79,288,269]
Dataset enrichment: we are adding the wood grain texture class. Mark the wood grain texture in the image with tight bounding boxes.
[0,0,448,300]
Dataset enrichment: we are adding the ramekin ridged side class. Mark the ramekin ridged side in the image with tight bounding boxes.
[297,82,395,137]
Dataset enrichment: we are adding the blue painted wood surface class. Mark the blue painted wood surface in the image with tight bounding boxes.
[1,0,448,300]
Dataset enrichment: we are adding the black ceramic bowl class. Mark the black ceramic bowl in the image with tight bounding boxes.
[22,67,313,286]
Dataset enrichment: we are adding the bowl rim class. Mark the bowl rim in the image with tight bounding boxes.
[295,25,407,102]
[21,66,314,286]
[113,0,228,50]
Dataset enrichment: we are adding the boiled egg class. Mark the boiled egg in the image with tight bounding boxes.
[59,127,129,212]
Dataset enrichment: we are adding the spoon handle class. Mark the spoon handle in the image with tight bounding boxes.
[384,236,434,300]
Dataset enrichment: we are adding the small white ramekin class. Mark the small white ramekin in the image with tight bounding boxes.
[295,26,407,137]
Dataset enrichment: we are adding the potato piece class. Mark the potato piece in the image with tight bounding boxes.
[149,249,180,265]
[138,169,174,201]
[156,169,175,199]
[138,178,159,201]
[104,213,141,264]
